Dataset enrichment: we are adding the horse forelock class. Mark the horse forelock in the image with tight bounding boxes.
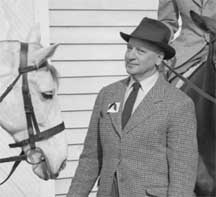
[43,62,59,87]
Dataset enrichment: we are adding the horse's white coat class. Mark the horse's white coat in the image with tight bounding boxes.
[0,41,68,178]
[0,0,67,196]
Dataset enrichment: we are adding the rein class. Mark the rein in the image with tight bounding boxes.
[164,37,216,105]
[0,42,65,185]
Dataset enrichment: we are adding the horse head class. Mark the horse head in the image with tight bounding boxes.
[0,35,67,181]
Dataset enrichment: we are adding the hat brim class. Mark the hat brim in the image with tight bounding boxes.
[120,32,175,60]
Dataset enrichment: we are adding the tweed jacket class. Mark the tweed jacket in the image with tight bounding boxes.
[158,0,216,70]
[67,75,198,197]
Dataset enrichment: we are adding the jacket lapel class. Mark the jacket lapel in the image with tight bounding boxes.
[108,78,128,137]
[123,75,166,134]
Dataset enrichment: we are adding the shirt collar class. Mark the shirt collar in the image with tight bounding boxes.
[128,72,159,91]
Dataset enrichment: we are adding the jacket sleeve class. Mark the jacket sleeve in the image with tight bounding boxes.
[158,0,180,40]
[67,88,105,197]
[167,98,198,197]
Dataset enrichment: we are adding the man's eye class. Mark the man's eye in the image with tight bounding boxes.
[41,92,54,100]
[137,48,146,54]
[127,45,133,50]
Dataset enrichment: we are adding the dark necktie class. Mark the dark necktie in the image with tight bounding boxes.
[121,82,140,129]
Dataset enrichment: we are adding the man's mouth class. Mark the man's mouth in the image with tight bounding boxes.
[127,63,138,67]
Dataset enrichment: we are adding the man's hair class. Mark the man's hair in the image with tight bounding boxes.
[141,39,165,57]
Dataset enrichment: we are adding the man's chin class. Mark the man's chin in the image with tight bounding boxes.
[126,68,138,75]
[126,65,137,72]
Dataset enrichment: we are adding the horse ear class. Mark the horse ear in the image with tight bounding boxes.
[26,23,41,43]
[29,44,59,67]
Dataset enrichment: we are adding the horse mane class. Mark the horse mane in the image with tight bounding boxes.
[41,61,59,87]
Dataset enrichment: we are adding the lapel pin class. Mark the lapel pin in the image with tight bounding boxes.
[107,102,120,113]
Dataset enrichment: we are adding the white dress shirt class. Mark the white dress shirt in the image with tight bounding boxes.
[123,72,159,114]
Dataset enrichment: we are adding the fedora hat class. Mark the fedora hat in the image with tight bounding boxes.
[120,17,175,59]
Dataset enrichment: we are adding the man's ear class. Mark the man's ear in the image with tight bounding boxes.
[156,52,165,66]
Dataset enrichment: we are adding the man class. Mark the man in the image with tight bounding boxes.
[67,17,198,197]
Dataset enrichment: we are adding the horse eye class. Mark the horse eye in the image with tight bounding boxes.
[41,91,54,100]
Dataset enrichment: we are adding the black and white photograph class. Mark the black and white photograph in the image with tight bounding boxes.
[0,0,215,196]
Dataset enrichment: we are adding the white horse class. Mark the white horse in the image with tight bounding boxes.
[0,37,67,182]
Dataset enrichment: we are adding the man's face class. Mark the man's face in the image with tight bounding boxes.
[125,38,164,81]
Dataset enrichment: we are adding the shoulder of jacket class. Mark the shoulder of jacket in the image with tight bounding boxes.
[101,78,127,92]
[164,82,194,106]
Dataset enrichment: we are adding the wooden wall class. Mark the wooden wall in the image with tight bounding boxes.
[48,0,158,196]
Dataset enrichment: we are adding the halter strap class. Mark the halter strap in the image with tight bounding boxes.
[163,61,216,104]
[0,42,65,185]
[0,74,21,103]
[0,45,46,103]
[0,151,25,185]
[9,122,65,148]
[0,43,29,185]
[22,43,39,149]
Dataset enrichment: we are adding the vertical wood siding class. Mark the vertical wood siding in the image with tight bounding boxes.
[49,1,158,196]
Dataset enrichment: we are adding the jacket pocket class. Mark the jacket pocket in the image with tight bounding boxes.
[145,190,158,197]
[145,187,167,197]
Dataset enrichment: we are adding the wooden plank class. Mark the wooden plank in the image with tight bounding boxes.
[58,161,78,178]
[56,193,96,197]
[59,94,96,111]
[53,44,126,61]
[55,178,98,195]
[49,0,158,10]
[65,128,87,144]
[52,61,127,77]
[59,76,125,94]
[49,10,157,26]
[68,145,83,160]
[50,27,134,44]
[62,111,92,128]
[55,179,71,195]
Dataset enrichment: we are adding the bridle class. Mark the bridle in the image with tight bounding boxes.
[0,42,65,184]
[163,33,216,104]
[163,10,216,104]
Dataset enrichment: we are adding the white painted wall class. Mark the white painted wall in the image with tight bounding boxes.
[49,1,159,196]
